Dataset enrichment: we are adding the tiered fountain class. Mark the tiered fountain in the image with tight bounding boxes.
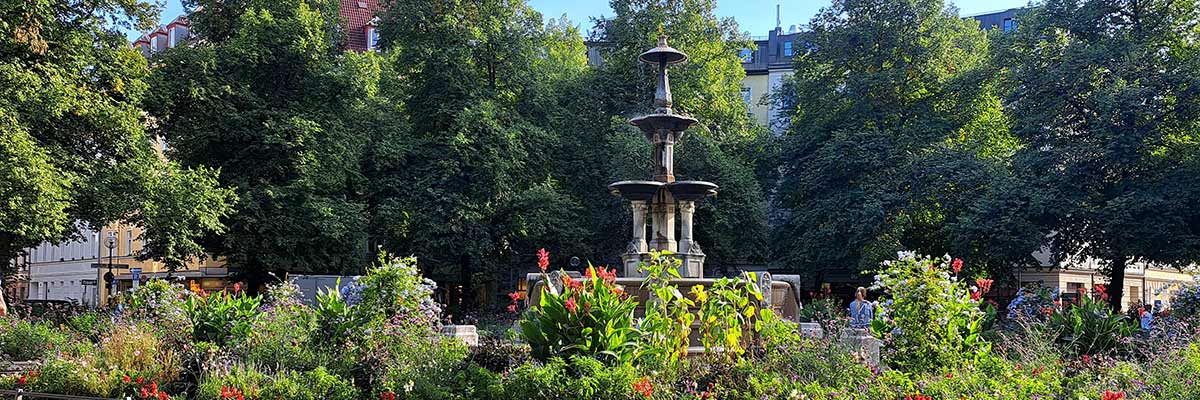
[608,35,716,278]
[525,37,806,348]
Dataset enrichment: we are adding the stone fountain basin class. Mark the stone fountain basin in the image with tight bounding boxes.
[608,180,664,201]
[666,181,718,201]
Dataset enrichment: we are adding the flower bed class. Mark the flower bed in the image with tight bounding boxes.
[1,251,1199,399]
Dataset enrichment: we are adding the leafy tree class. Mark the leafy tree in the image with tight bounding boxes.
[774,0,1024,283]
[997,0,1200,309]
[0,0,233,274]
[371,0,586,302]
[147,0,368,275]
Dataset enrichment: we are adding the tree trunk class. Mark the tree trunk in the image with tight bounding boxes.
[1108,257,1127,313]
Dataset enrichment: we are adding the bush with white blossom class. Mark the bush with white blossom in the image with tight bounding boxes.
[870,252,992,373]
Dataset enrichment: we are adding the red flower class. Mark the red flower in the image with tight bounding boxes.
[565,296,578,314]
[1082,354,1091,364]
[233,283,242,293]
[906,395,932,400]
[951,258,963,273]
[141,388,149,398]
[1101,391,1125,400]
[123,375,132,383]
[633,377,654,398]
[150,382,158,394]
[381,391,396,400]
[507,291,521,302]
[506,304,518,313]
[1094,284,1107,294]
[536,248,550,272]
[16,375,26,385]
[158,392,170,400]
[137,377,145,385]
[975,278,993,295]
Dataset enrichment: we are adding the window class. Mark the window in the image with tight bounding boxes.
[783,41,793,57]
[366,27,379,50]
[169,28,176,47]
[1128,286,1140,307]
[1002,18,1016,33]
[740,87,752,107]
[126,230,133,256]
[738,48,753,63]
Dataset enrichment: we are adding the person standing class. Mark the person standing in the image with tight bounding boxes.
[0,276,7,317]
[849,287,873,330]
[1139,306,1153,332]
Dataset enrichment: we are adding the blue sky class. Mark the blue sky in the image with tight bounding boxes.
[131,0,1030,40]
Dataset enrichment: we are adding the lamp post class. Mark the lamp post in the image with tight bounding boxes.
[104,231,116,306]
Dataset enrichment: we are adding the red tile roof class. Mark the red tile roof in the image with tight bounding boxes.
[340,0,382,52]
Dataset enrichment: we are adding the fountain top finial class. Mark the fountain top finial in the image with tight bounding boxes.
[638,35,687,65]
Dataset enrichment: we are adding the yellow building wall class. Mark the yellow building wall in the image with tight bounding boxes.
[742,74,771,127]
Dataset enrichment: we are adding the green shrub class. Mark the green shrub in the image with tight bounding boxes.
[21,358,119,397]
[635,251,695,368]
[195,366,270,400]
[870,253,991,372]
[691,274,773,358]
[1049,294,1136,356]
[519,255,639,363]
[0,317,69,361]
[259,368,358,400]
[98,323,182,385]
[124,280,192,345]
[499,356,643,400]
[184,287,262,346]
[237,299,319,373]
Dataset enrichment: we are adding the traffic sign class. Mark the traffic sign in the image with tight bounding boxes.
[81,279,98,286]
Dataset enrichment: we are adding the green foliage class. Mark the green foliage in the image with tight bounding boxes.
[0,0,231,272]
[238,293,319,373]
[0,318,69,361]
[497,356,643,400]
[774,0,1028,280]
[1049,295,1137,356]
[351,253,441,329]
[996,0,1200,308]
[691,273,772,358]
[148,0,370,276]
[870,253,991,372]
[183,288,262,346]
[519,265,639,363]
[636,251,696,368]
[258,368,358,400]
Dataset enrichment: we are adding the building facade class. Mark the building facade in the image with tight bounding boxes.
[739,26,809,135]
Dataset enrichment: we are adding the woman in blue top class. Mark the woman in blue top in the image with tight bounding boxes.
[849,287,873,330]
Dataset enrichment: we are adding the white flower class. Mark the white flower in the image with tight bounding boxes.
[404,380,415,393]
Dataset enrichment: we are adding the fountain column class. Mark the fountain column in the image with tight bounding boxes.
[648,191,677,252]
[629,200,649,253]
[678,201,696,254]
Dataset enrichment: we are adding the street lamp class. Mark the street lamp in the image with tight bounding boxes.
[104,231,117,305]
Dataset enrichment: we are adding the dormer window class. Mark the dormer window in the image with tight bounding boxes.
[366,25,379,50]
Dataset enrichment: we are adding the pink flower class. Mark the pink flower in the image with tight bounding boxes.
[507,291,521,301]
[536,248,550,272]
[507,304,518,313]
[951,258,963,273]
[565,297,578,314]
[233,283,241,293]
